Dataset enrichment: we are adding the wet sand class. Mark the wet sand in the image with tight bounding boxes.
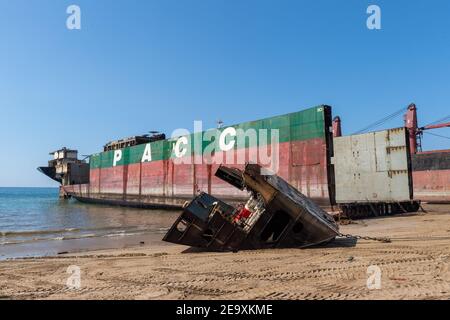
[1,205,449,300]
[0,231,170,260]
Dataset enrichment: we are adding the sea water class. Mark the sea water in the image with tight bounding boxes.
[0,187,179,259]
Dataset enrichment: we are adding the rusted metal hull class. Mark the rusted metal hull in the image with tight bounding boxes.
[62,106,335,209]
[63,139,333,208]
[412,150,450,203]
[50,105,450,210]
[162,164,339,251]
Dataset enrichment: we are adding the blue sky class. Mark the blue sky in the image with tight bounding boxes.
[1,0,450,187]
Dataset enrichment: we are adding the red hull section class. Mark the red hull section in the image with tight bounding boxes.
[64,139,333,207]
[413,169,450,203]
[412,150,450,203]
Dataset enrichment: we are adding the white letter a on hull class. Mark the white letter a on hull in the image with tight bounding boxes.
[141,143,152,162]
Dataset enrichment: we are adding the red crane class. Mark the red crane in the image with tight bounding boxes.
[333,103,450,154]
[404,103,450,154]
[332,116,342,138]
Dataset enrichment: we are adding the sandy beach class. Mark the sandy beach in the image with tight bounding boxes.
[1,204,449,300]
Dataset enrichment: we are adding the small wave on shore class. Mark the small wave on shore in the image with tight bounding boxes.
[0,187,179,258]
[0,226,170,246]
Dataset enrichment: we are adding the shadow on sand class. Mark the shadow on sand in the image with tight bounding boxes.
[180,236,357,254]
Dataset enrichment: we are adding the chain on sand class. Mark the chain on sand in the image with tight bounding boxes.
[338,233,391,243]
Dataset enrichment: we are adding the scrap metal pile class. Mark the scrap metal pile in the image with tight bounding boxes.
[163,163,340,251]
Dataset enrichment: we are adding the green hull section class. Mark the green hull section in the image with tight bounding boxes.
[90,105,328,169]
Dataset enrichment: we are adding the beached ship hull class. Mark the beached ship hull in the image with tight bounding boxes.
[63,105,335,209]
[46,105,450,209]
[412,150,450,203]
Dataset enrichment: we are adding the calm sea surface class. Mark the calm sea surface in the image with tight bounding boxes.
[0,187,179,259]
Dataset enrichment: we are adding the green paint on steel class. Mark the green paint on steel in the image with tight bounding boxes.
[90,106,327,169]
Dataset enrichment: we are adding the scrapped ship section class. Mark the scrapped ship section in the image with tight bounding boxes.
[163,163,339,251]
